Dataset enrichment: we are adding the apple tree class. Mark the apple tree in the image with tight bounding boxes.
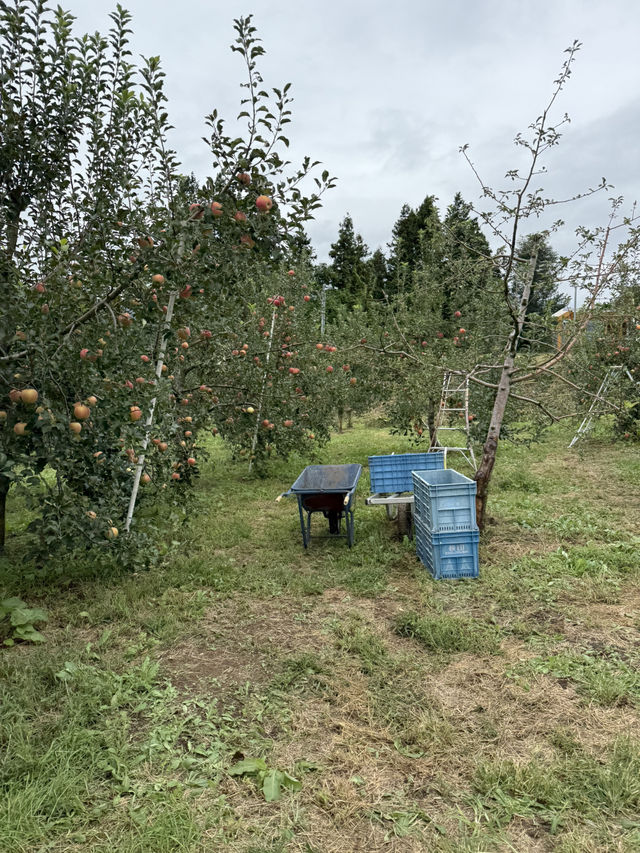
[0,5,336,559]
[348,43,640,528]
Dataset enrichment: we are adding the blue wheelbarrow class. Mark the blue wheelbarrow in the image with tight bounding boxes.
[277,464,362,548]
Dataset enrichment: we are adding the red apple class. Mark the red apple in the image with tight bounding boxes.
[454,310,462,318]
[255,195,273,212]
[326,365,334,373]
[69,421,82,434]
[234,211,247,223]
[129,406,142,422]
[237,172,251,186]
[303,295,310,302]
[141,355,150,363]
[151,274,165,285]
[20,388,38,404]
[14,422,27,435]
[74,403,90,420]
[80,348,89,359]
[210,201,223,216]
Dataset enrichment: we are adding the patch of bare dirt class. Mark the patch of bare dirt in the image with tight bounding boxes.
[159,596,326,693]
[560,587,640,654]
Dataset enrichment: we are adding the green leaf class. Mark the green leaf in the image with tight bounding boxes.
[10,607,48,627]
[228,757,267,777]
[13,625,46,643]
[281,771,301,792]
[55,662,79,680]
[262,769,282,801]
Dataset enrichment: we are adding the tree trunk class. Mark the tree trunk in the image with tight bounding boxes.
[474,250,539,530]
[337,406,344,433]
[475,358,514,529]
[347,408,353,429]
[0,476,10,556]
[427,399,436,444]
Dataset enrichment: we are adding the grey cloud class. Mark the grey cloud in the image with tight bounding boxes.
[71,0,640,269]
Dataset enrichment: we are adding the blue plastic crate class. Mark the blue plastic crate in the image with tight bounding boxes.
[414,523,479,580]
[412,469,477,532]
[368,451,444,494]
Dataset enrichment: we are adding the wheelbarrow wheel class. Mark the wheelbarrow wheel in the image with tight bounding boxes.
[397,503,412,539]
[328,510,341,535]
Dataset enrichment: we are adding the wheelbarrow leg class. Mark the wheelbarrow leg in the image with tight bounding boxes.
[298,498,308,548]
[347,509,355,547]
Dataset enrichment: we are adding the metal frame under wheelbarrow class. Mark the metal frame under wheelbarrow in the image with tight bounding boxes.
[277,464,362,548]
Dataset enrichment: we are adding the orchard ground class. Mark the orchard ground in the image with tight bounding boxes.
[1,418,639,853]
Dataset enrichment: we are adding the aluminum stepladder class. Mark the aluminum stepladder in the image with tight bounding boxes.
[569,364,637,448]
[429,371,477,471]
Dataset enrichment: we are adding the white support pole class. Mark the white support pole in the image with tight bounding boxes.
[248,308,277,473]
[125,290,178,532]
[320,285,327,336]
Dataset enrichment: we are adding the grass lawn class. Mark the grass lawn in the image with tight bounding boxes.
[1,419,639,852]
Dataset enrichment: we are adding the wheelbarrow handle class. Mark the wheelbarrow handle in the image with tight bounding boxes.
[275,490,290,503]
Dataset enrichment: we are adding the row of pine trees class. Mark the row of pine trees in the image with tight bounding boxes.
[317,193,567,320]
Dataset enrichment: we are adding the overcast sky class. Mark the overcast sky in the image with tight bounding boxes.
[73,0,640,282]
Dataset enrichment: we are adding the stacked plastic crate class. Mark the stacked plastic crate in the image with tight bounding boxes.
[411,469,479,579]
[368,451,444,495]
